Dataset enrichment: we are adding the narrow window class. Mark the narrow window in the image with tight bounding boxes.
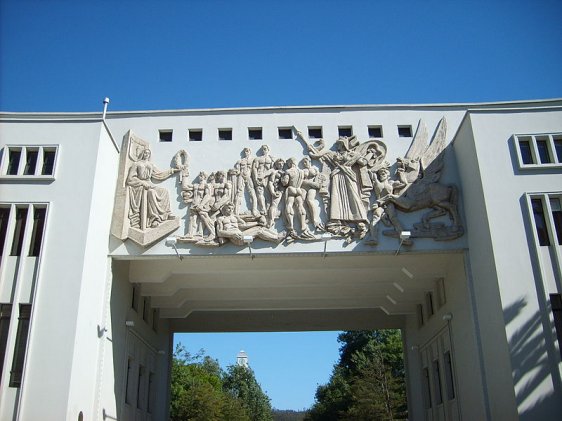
[10,207,28,256]
[137,365,146,409]
[536,139,552,163]
[147,372,155,413]
[278,128,293,140]
[0,304,13,379]
[444,351,456,400]
[425,291,434,317]
[423,367,432,409]
[152,308,159,332]
[398,126,412,137]
[41,149,56,175]
[131,285,139,312]
[218,128,232,141]
[142,297,150,323]
[9,303,32,387]
[189,129,203,142]
[308,127,322,139]
[23,149,38,175]
[368,126,383,138]
[248,128,262,140]
[518,139,534,164]
[7,149,21,175]
[551,294,562,360]
[0,207,10,260]
[158,130,173,142]
[554,138,562,162]
[531,198,550,246]
[28,207,46,257]
[432,359,443,405]
[125,357,133,404]
[338,126,352,137]
[550,198,562,245]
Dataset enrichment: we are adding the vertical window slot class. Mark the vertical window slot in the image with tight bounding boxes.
[10,207,28,256]
[0,303,13,379]
[0,207,10,261]
[531,198,550,246]
[28,207,46,257]
[9,303,32,387]
[7,149,22,175]
[23,149,38,175]
[41,149,56,175]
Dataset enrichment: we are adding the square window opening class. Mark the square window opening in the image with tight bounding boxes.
[159,130,173,142]
[278,128,293,140]
[248,128,262,140]
[189,129,203,142]
[218,128,232,141]
[308,127,323,139]
[368,126,383,138]
[398,126,412,137]
[338,126,353,138]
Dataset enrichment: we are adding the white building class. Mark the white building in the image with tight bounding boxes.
[0,99,561,420]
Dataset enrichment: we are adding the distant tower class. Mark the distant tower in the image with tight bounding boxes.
[236,350,249,368]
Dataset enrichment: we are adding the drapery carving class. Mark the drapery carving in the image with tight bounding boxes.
[111,120,463,248]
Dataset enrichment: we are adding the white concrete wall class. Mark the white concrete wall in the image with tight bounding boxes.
[467,109,562,419]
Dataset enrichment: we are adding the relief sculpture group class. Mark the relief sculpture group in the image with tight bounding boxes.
[112,118,464,248]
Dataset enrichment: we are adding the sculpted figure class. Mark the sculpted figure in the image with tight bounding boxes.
[210,170,233,218]
[126,147,179,229]
[267,158,286,228]
[300,156,325,231]
[252,145,274,215]
[281,158,314,239]
[384,118,463,242]
[216,202,285,246]
[307,136,370,239]
[366,166,408,246]
[233,147,259,216]
[182,171,216,242]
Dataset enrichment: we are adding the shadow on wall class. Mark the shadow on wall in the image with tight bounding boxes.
[504,297,562,420]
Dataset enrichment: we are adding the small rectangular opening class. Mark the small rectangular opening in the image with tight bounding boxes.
[308,127,323,139]
[248,127,262,140]
[28,207,46,257]
[536,137,552,163]
[398,126,412,137]
[10,207,28,256]
[550,197,562,245]
[189,129,203,142]
[554,137,562,162]
[368,126,383,138]
[218,128,232,141]
[23,149,38,175]
[41,149,56,175]
[278,127,293,140]
[531,198,550,246]
[444,351,456,400]
[338,126,353,137]
[0,207,10,260]
[432,359,443,405]
[159,130,173,142]
[7,149,21,175]
[9,303,32,387]
[518,138,534,164]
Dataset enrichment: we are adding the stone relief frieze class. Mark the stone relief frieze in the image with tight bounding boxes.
[111,118,464,248]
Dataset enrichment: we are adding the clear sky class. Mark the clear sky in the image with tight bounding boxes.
[2,0,561,411]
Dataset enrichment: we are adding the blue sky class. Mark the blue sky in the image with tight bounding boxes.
[2,0,561,411]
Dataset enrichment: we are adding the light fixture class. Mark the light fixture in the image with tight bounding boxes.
[165,236,182,260]
[243,235,254,259]
[125,320,134,327]
[321,233,332,257]
[401,267,414,279]
[442,313,453,321]
[395,230,411,255]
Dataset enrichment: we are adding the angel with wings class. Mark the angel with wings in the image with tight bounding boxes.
[382,117,463,241]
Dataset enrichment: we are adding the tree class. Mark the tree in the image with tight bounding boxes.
[170,344,251,421]
[305,330,407,421]
[223,364,274,421]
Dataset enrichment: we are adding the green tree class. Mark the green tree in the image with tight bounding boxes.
[306,330,407,421]
[170,344,251,421]
[223,364,274,421]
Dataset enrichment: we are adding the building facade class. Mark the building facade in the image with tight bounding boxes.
[0,99,561,420]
